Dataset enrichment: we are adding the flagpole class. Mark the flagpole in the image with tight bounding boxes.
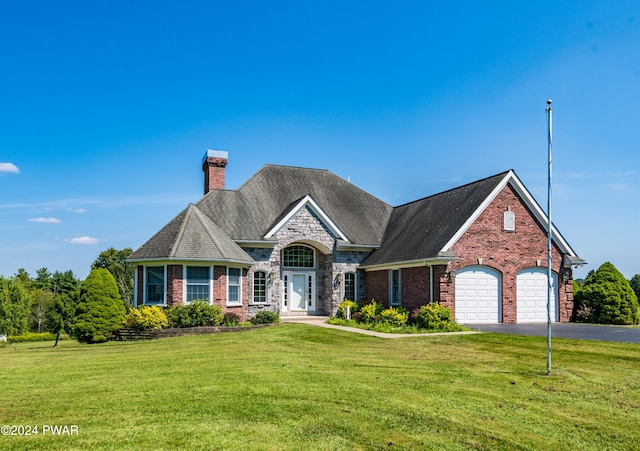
[545,99,553,376]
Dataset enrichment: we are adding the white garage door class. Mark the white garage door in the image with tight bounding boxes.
[455,266,501,324]
[516,269,558,323]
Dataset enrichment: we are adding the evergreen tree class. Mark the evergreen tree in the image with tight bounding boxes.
[51,270,80,295]
[0,277,32,335]
[574,262,639,325]
[33,267,53,291]
[72,268,126,343]
[91,248,134,309]
[630,274,640,302]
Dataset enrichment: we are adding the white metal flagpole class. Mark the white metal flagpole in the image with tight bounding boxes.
[545,99,553,376]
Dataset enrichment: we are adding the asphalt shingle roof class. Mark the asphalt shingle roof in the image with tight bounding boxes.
[194,165,393,245]
[361,171,510,266]
[129,204,253,263]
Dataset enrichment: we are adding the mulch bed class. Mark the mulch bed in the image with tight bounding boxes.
[111,323,279,341]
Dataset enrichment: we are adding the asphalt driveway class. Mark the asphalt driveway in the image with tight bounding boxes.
[465,322,640,343]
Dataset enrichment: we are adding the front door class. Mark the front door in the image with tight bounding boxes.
[283,271,315,312]
[292,273,307,310]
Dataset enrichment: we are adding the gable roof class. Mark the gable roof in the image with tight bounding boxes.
[129,204,253,263]
[361,170,584,269]
[194,165,393,245]
[361,171,510,268]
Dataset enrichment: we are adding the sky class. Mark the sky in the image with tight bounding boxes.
[1,1,639,280]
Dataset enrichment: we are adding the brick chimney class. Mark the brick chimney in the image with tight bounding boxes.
[202,150,228,194]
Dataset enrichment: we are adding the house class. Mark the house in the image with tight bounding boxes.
[128,150,585,324]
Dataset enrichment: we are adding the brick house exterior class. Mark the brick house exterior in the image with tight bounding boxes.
[129,150,584,324]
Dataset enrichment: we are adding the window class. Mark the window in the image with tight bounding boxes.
[146,266,165,305]
[186,266,210,303]
[227,267,242,305]
[389,269,401,306]
[344,272,356,301]
[283,245,314,268]
[283,274,289,307]
[253,271,267,304]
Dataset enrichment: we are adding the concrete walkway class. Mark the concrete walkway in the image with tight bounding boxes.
[281,316,479,339]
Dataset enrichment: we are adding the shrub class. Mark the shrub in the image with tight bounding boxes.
[336,300,358,319]
[413,302,455,330]
[125,306,168,330]
[574,262,639,325]
[7,332,68,342]
[167,301,223,328]
[250,310,279,325]
[380,306,409,326]
[359,300,383,324]
[222,312,241,326]
[72,268,126,343]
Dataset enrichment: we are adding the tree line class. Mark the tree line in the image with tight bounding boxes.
[0,248,133,345]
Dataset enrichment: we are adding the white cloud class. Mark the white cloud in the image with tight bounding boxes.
[28,217,61,224]
[68,236,100,245]
[0,162,19,174]
[71,208,88,214]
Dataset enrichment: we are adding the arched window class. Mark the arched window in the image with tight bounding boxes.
[283,245,315,268]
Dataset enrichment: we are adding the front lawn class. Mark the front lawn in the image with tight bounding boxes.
[1,324,639,450]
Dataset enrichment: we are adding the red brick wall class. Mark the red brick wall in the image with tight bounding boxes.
[400,267,430,312]
[363,182,574,323]
[203,157,227,194]
[365,267,430,311]
[442,183,573,323]
[366,270,389,304]
[213,266,247,322]
[213,265,225,307]
[166,264,183,307]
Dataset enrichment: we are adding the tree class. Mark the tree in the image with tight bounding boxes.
[46,291,78,347]
[14,268,32,289]
[92,247,134,309]
[630,274,640,302]
[51,270,80,296]
[33,267,53,292]
[72,268,126,343]
[30,289,54,332]
[0,277,32,335]
[574,262,639,325]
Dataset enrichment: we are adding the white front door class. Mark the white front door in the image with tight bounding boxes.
[291,273,307,310]
[283,272,315,312]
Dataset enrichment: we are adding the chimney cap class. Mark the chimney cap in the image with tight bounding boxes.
[202,149,228,163]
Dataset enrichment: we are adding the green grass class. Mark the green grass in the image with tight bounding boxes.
[1,324,639,450]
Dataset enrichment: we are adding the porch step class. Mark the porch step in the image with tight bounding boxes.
[280,311,326,317]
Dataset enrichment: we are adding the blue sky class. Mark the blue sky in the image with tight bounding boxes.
[1,1,639,280]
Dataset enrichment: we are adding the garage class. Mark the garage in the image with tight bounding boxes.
[516,268,558,322]
[454,266,501,323]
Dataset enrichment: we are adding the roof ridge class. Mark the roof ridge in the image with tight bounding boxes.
[393,169,512,208]
[190,204,228,253]
[170,204,194,257]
